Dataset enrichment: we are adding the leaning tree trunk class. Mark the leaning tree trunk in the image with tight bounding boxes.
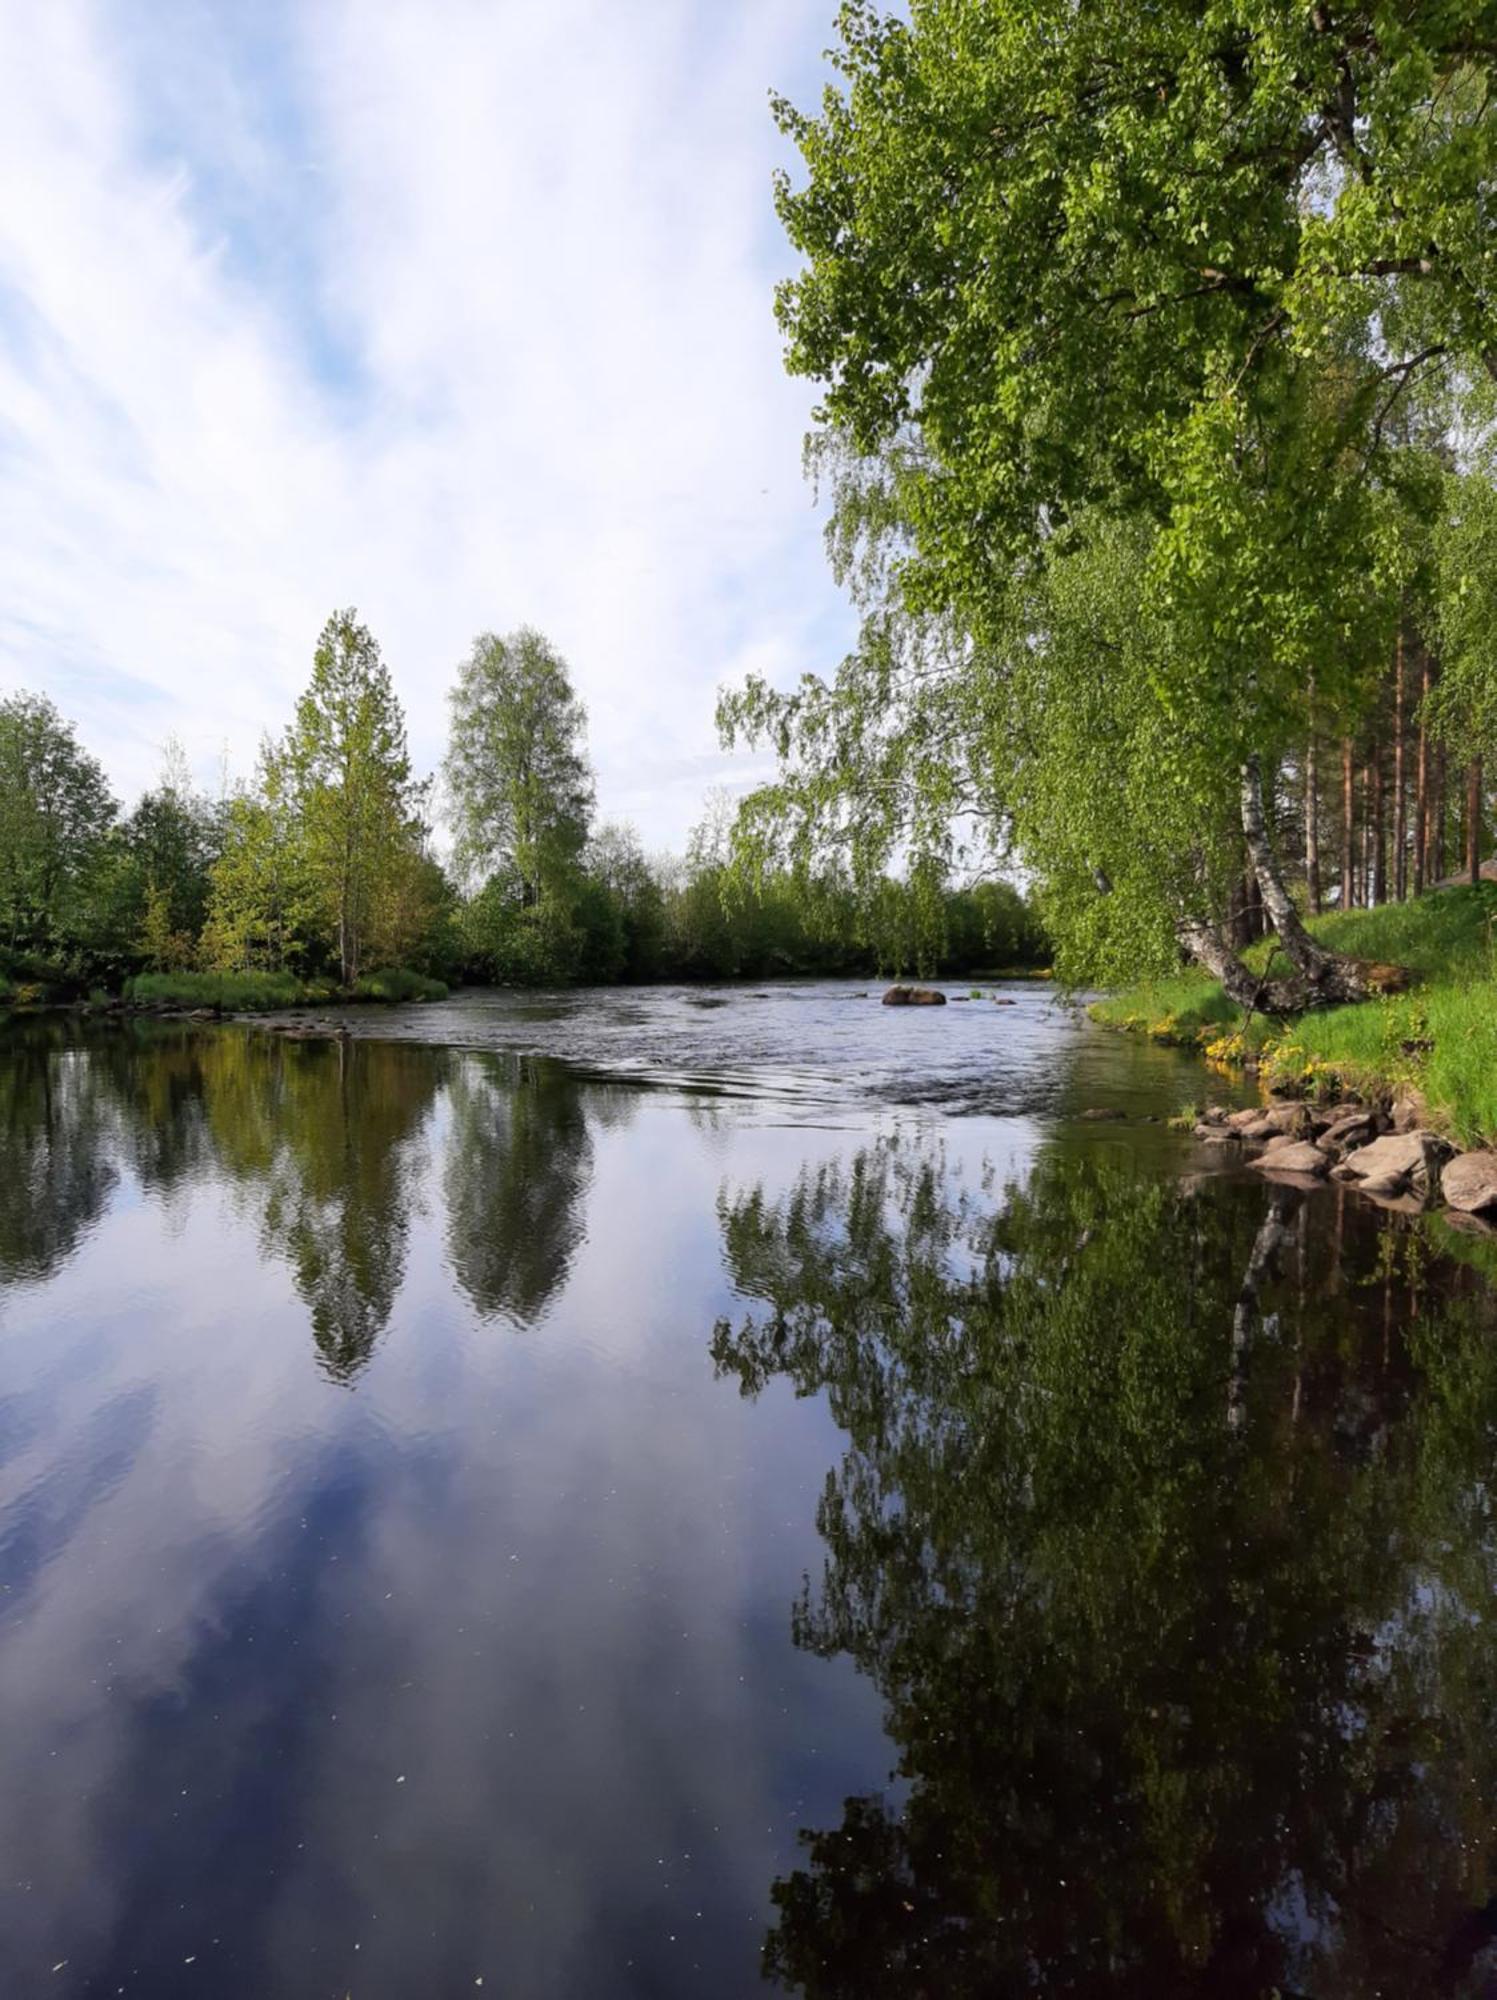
[1239,756,1375,1003]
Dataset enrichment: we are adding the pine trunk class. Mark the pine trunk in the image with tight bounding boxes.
[1469,757,1485,887]
[1414,648,1430,897]
[1304,733,1321,913]
[1340,737,1355,909]
[1393,631,1407,901]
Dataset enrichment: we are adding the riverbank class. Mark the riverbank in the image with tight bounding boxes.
[1093,883,1497,1145]
[0,966,451,1015]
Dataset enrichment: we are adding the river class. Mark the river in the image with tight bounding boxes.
[2,982,1496,1997]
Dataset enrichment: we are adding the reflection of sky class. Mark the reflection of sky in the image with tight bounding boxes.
[0,1051,1035,1998]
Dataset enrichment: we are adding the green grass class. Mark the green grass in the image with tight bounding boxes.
[125,970,316,1011]
[123,966,450,1011]
[353,967,448,1003]
[1094,882,1497,1145]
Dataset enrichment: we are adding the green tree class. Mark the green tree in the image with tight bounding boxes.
[0,693,117,966]
[729,1,1497,1004]
[445,628,594,905]
[282,610,424,985]
[201,751,318,973]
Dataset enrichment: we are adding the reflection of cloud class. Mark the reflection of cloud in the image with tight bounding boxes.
[0,1055,897,1995]
[0,1,856,849]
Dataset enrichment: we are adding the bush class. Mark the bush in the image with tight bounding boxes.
[353,967,449,1003]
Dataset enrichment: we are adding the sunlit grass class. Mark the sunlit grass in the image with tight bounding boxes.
[1095,883,1497,1143]
[126,970,316,1010]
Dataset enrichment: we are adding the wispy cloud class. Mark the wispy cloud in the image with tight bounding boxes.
[0,0,851,847]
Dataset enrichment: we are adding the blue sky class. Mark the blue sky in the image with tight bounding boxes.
[0,0,856,850]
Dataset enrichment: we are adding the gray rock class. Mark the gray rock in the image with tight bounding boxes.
[1252,1139,1328,1178]
[1337,1129,1453,1197]
[1441,1150,1497,1215]
[882,985,947,1007]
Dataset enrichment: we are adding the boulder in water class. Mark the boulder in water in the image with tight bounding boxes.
[882,985,947,1007]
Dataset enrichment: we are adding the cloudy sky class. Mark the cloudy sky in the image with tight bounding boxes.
[0,0,855,851]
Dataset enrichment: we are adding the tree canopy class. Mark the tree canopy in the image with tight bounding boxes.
[724,0,1497,999]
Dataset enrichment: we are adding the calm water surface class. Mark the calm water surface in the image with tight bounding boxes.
[3,982,1497,1998]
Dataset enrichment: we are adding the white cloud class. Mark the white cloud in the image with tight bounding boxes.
[0,0,853,848]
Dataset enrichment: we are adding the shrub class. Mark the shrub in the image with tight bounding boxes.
[353,967,449,1003]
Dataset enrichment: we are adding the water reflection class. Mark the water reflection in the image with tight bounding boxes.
[715,1141,1497,1998]
[0,1020,118,1285]
[0,1023,616,1374]
[445,1053,598,1327]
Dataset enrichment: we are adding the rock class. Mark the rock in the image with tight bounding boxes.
[1336,1129,1453,1198]
[1443,1208,1497,1239]
[882,985,947,1007]
[1080,1107,1126,1122]
[1441,1150,1497,1215]
[1193,1122,1239,1143]
[1261,1102,1314,1138]
[1316,1110,1378,1158]
[1389,1086,1431,1134]
[1225,1107,1266,1131]
[1196,1105,1231,1128]
[1251,1139,1328,1178]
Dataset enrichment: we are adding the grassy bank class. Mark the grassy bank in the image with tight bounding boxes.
[120,967,448,1012]
[1092,884,1497,1145]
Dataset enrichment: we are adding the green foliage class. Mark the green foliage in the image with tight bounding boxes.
[445,628,594,900]
[1433,460,1497,756]
[730,0,1497,985]
[202,757,320,975]
[281,609,429,984]
[353,968,448,1003]
[0,692,117,965]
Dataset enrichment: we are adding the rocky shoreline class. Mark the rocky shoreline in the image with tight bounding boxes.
[1193,1096,1497,1227]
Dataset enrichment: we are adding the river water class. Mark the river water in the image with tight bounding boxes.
[3,982,1497,1998]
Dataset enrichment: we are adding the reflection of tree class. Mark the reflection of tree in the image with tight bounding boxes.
[88,1025,439,1383]
[714,1144,1497,1998]
[249,1039,439,1381]
[0,1018,118,1284]
[444,1054,595,1326]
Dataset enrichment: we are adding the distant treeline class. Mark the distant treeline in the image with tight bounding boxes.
[0,615,1045,1003]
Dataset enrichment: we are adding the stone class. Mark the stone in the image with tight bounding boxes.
[1079,1107,1126,1121]
[1337,1129,1453,1197]
[1441,1150,1497,1216]
[1260,1102,1313,1138]
[1389,1086,1431,1133]
[1316,1110,1378,1158]
[1251,1140,1328,1178]
[882,985,947,1007]
[1193,1122,1239,1143]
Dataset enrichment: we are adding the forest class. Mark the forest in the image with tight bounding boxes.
[0,615,1046,1009]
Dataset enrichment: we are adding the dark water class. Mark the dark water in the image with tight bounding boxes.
[3,984,1497,1998]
